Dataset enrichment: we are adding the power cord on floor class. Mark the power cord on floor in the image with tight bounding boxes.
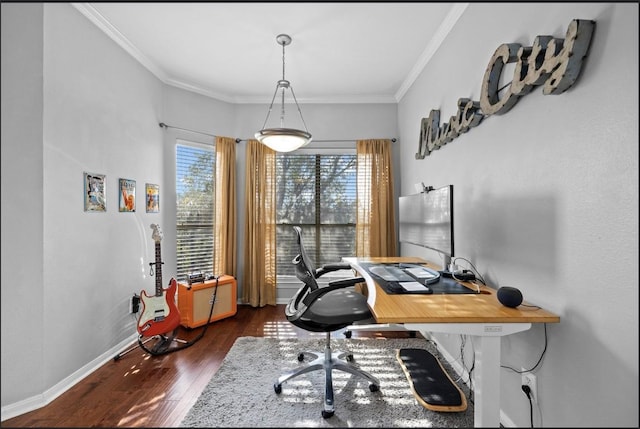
[521,384,534,427]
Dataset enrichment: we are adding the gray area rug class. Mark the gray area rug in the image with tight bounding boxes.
[180,336,474,427]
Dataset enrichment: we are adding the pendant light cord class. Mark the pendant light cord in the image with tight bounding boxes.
[279,37,287,128]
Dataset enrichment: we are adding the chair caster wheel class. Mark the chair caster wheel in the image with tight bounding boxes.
[322,410,334,419]
[274,383,282,394]
[297,353,305,362]
[369,383,380,392]
[346,354,354,362]
[344,330,352,338]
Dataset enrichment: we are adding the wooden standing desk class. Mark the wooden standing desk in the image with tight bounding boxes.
[343,257,560,428]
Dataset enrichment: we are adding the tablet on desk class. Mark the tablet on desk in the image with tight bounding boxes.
[399,281,432,292]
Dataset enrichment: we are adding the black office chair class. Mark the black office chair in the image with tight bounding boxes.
[273,226,380,418]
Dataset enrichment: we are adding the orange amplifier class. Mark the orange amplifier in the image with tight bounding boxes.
[177,275,237,328]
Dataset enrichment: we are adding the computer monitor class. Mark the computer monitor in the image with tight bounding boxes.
[398,184,454,271]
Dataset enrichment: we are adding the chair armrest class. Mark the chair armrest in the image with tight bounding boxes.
[327,277,364,288]
[301,278,364,307]
[315,262,354,278]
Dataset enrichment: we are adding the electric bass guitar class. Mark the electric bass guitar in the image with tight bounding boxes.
[137,224,181,337]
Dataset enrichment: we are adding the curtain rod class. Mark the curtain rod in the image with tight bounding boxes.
[159,124,396,144]
[159,122,241,142]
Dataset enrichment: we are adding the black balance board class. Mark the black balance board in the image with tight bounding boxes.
[396,348,468,412]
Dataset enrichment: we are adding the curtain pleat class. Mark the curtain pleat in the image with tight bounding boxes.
[213,136,237,277]
[356,139,397,257]
[242,140,277,307]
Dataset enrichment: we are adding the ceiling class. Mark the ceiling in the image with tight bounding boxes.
[74,3,469,104]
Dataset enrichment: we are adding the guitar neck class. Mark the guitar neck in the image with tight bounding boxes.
[155,241,163,296]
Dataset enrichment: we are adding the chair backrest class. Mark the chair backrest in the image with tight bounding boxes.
[286,226,319,318]
[286,225,371,328]
[292,226,318,291]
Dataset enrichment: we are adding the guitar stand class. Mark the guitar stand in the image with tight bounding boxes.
[113,331,188,361]
[113,277,221,362]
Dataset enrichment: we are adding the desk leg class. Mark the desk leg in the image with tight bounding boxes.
[473,335,501,428]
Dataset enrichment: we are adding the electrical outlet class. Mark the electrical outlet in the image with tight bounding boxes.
[130,294,140,314]
[521,370,537,401]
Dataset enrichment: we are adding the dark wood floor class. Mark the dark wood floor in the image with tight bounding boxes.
[3,304,416,428]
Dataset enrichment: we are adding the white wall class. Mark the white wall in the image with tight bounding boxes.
[2,3,168,416]
[42,1,169,388]
[1,1,45,407]
[397,3,638,427]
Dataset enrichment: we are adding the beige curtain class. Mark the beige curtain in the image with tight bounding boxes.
[356,139,397,257]
[242,140,277,307]
[213,136,237,277]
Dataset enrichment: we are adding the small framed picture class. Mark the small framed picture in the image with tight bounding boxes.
[119,178,136,212]
[84,172,106,212]
[146,183,159,213]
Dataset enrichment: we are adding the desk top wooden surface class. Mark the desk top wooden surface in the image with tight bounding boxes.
[344,257,560,324]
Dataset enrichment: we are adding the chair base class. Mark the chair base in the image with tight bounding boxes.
[274,332,381,418]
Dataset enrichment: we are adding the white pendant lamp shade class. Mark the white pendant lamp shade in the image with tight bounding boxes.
[255,34,312,152]
[256,128,312,153]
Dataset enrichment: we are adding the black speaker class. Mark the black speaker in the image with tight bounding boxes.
[497,286,523,308]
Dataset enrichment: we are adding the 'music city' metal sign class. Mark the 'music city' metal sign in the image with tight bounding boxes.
[416,19,595,158]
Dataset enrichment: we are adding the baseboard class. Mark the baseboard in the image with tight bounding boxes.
[1,333,138,422]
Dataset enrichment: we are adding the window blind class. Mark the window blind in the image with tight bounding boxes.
[176,142,215,281]
[276,154,356,276]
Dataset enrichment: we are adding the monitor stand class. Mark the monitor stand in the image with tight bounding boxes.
[440,255,453,277]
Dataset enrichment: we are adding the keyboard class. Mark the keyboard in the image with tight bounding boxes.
[368,264,441,286]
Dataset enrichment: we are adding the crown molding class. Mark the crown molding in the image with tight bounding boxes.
[72,2,467,105]
[234,95,399,105]
[395,3,469,102]
[163,77,237,104]
[72,3,168,83]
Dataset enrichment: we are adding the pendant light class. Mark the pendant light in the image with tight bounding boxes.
[255,34,312,152]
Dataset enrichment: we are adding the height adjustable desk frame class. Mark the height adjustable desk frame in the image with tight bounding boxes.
[343,257,560,428]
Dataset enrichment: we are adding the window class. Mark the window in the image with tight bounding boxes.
[175,140,215,281]
[275,153,357,277]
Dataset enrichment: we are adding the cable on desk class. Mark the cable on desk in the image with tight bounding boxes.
[452,256,487,285]
[519,303,542,310]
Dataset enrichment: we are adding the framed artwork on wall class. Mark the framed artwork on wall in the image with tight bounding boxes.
[146,183,159,213]
[119,178,136,212]
[84,172,106,212]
